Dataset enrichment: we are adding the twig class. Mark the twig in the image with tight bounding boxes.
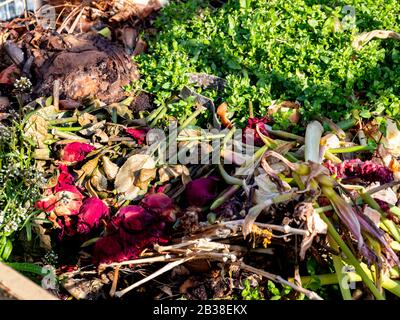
[114,257,194,298]
[223,219,309,236]
[367,181,400,196]
[53,79,60,110]
[100,254,180,268]
[239,262,323,300]
[109,265,120,297]
[68,7,85,34]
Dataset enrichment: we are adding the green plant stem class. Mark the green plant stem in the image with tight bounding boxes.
[218,164,243,185]
[49,116,78,125]
[150,106,167,127]
[210,185,241,210]
[319,212,385,300]
[222,127,236,147]
[389,205,400,218]
[264,125,305,143]
[324,150,342,163]
[328,236,353,300]
[49,126,83,132]
[51,129,89,142]
[359,191,400,242]
[295,270,400,297]
[146,105,165,122]
[285,152,298,162]
[328,145,375,154]
[321,117,346,139]
[337,119,357,131]
[178,107,206,132]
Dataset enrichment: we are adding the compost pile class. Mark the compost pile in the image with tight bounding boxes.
[1,0,400,301]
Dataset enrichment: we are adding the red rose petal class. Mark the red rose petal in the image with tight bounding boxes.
[60,142,96,164]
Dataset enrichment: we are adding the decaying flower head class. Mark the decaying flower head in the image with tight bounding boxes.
[92,200,172,264]
[243,117,271,146]
[77,197,110,234]
[140,193,177,222]
[125,127,149,145]
[35,165,84,227]
[111,205,156,232]
[36,184,84,218]
[324,159,394,184]
[60,142,96,165]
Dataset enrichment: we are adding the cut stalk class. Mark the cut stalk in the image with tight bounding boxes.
[178,106,206,132]
[359,191,400,242]
[304,121,324,163]
[176,133,226,141]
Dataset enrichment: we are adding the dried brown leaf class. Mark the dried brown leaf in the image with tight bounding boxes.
[102,156,119,181]
[91,167,108,192]
[75,156,101,187]
[115,154,155,195]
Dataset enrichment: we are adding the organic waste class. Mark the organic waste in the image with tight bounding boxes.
[0,0,400,301]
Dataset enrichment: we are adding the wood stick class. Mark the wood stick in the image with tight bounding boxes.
[114,257,194,298]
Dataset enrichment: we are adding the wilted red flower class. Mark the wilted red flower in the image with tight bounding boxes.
[60,142,96,165]
[93,235,127,264]
[112,205,156,232]
[77,198,110,234]
[93,227,169,264]
[92,200,172,264]
[57,216,78,238]
[243,117,271,146]
[35,164,81,216]
[125,128,149,145]
[141,193,177,222]
[324,159,394,184]
[53,185,84,216]
[57,164,75,188]
[185,177,219,207]
[35,191,57,213]
[36,183,83,217]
